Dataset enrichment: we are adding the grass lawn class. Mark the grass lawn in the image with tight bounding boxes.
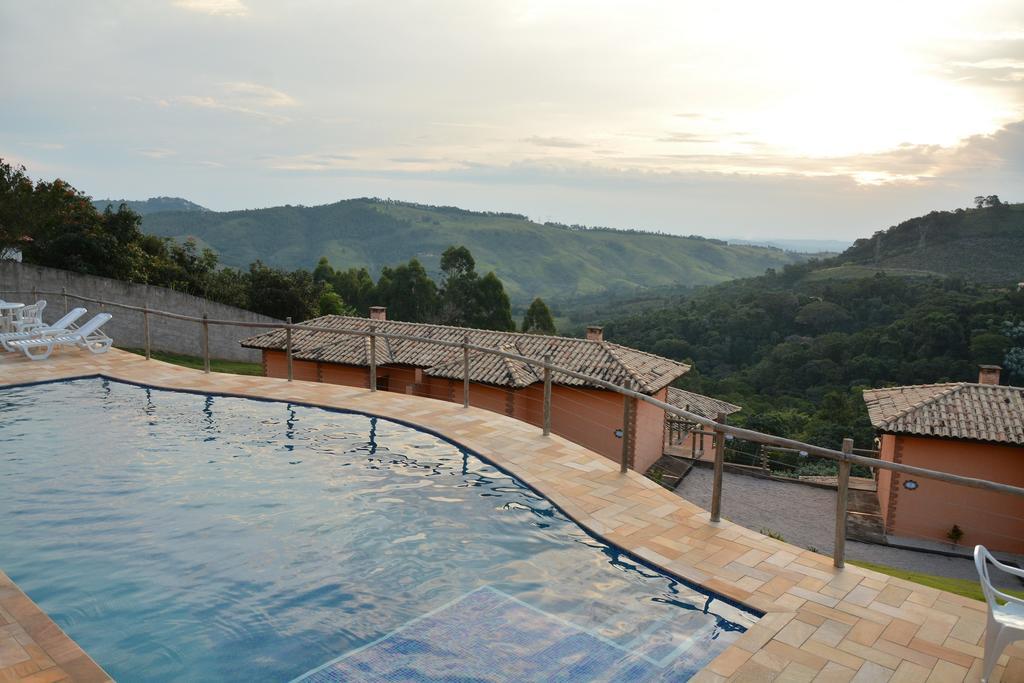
[850,559,1024,602]
[119,347,263,376]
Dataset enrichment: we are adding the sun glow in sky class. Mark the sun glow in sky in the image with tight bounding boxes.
[1,0,1022,239]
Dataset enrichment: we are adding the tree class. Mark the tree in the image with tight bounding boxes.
[0,160,35,258]
[521,297,556,334]
[794,300,852,334]
[318,282,356,316]
[329,266,377,315]
[246,261,321,321]
[312,256,335,284]
[974,195,1003,209]
[437,245,480,326]
[475,271,515,331]
[435,245,516,330]
[376,258,438,322]
[440,245,475,282]
[970,332,1009,365]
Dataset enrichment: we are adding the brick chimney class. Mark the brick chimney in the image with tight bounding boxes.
[369,306,387,321]
[978,364,1002,385]
[586,325,604,342]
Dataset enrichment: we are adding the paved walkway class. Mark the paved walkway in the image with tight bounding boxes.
[1,348,1022,682]
[676,467,1021,589]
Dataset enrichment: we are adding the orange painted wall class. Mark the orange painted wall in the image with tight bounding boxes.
[264,351,319,382]
[634,388,668,473]
[876,435,896,530]
[319,362,370,388]
[261,352,664,471]
[550,384,629,466]
[880,434,1024,553]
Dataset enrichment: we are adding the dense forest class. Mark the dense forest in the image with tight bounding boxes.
[598,255,1024,450]
[138,196,809,303]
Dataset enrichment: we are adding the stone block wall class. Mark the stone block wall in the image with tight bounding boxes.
[0,261,280,362]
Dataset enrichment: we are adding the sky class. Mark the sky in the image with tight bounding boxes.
[2,0,1023,241]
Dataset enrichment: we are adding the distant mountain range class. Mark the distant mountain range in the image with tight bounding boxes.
[728,237,850,253]
[93,196,209,215]
[134,198,811,303]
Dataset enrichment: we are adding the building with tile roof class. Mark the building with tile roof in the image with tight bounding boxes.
[242,310,702,472]
[863,366,1024,553]
[663,387,743,461]
[666,387,742,421]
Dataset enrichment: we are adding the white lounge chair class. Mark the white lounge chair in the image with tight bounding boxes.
[975,545,1024,681]
[6,313,113,360]
[12,300,46,332]
[0,308,88,351]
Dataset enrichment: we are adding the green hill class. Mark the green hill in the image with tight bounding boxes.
[836,202,1024,283]
[138,198,809,303]
[94,196,209,215]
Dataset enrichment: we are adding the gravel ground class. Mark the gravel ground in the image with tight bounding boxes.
[675,466,1021,590]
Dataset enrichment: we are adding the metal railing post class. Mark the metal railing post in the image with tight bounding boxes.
[462,333,470,408]
[202,313,210,374]
[834,438,853,568]
[143,306,151,360]
[542,354,552,436]
[710,412,727,522]
[368,324,377,390]
[620,396,634,473]
[286,317,294,382]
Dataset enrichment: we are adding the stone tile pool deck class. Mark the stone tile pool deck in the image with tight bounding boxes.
[0,348,1021,683]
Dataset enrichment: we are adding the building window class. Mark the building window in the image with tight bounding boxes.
[376,376,389,392]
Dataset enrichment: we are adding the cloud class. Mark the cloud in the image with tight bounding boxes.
[137,148,177,159]
[522,136,588,149]
[222,82,297,108]
[657,132,717,144]
[174,82,297,123]
[172,0,249,17]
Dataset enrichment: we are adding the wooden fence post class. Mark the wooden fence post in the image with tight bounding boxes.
[542,354,552,436]
[710,412,727,522]
[834,438,853,568]
[462,334,470,408]
[368,324,376,391]
[202,313,210,374]
[620,397,634,473]
[143,306,151,360]
[286,317,293,382]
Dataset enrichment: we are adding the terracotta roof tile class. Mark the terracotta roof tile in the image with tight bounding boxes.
[863,382,1024,445]
[241,316,690,394]
[666,387,742,420]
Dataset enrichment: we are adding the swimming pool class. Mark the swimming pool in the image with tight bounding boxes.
[0,378,755,681]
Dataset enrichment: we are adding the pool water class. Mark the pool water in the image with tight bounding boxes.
[0,378,754,682]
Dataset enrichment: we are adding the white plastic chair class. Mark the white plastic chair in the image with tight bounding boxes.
[12,299,46,332]
[975,545,1024,681]
[0,308,88,350]
[5,312,112,360]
